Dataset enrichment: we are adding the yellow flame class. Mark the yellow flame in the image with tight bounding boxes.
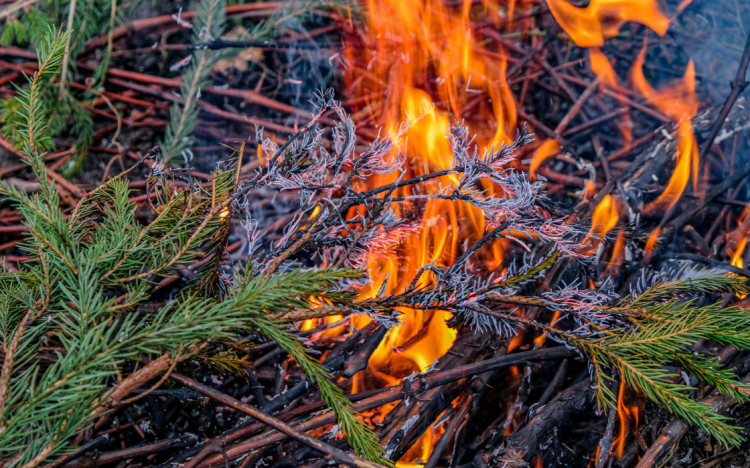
[731,237,747,270]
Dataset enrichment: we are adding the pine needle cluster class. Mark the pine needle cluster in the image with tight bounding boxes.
[0,29,388,467]
[0,0,136,175]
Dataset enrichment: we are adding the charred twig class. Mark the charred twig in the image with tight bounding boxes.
[698,30,750,160]
[189,39,322,50]
[595,380,620,468]
[636,374,750,468]
[168,372,383,468]
[378,329,494,462]
[536,358,568,408]
[193,347,575,468]
[60,434,199,468]
[498,379,596,462]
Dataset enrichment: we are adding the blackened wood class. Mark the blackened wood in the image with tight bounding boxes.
[61,434,199,468]
[168,372,383,468]
[343,324,388,378]
[635,374,750,468]
[377,328,494,461]
[499,379,596,462]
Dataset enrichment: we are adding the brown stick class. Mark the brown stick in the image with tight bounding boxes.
[60,434,199,468]
[195,346,575,468]
[554,77,599,135]
[0,309,34,427]
[698,30,750,160]
[168,372,384,468]
[81,3,283,53]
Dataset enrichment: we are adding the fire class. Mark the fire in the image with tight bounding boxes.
[726,206,750,298]
[546,0,669,48]
[345,0,521,385]
[611,382,643,459]
[334,0,694,462]
[533,310,561,347]
[582,195,619,253]
[727,204,750,270]
[615,381,629,458]
[547,0,669,47]
[603,231,626,277]
[529,140,560,180]
[588,48,632,149]
[341,0,520,460]
[553,0,696,213]
[731,237,747,270]
[632,47,699,212]
[589,48,617,89]
[644,227,661,262]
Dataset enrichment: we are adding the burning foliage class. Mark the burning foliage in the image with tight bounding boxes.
[2,0,750,467]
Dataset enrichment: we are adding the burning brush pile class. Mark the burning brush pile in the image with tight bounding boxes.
[4,0,750,467]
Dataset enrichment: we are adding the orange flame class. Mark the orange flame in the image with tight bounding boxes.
[336,0,695,461]
[603,231,626,277]
[342,3,521,459]
[533,310,561,347]
[529,140,560,180]
[345,0,519,411]
[615,382,630,458]
[731,237,747,270]
[582,195,619,253]
[589,48,618,90]
[728,230,748,300]
[588,49,633,150]
[632,46,699,212]
[644,227,661,262]
[546,0,669,48]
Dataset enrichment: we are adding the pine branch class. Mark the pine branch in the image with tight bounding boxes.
[161,0,225,163]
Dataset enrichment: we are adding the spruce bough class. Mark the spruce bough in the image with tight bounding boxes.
[0,28,388,468]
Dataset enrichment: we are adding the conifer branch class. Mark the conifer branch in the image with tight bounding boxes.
[161,0,225,162]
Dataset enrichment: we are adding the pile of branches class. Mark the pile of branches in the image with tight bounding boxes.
[3,0,750,468]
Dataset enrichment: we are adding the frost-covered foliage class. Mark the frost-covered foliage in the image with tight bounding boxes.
[198,87,750,449]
